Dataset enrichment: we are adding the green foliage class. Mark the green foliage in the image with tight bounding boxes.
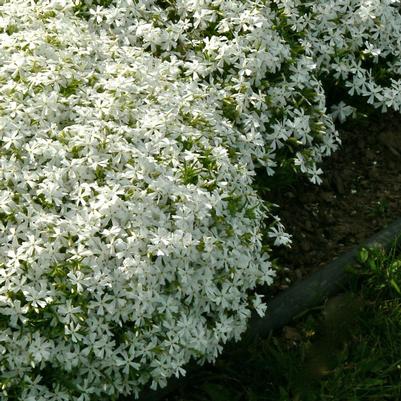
[73,0,114,19]
[60,79,81,97]
[181,162,200,185]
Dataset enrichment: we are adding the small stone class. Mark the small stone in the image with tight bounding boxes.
[321,191,334,203]
[325,214,335,224]
[379,130,401,152]
[368,168,379,179]
[334,175,345,194]
[301,241,311,252]
[283,326,302,342]
[357,138,365,149]
[304,220,314,232]
[365,149,376,160]
[295,269,303,280]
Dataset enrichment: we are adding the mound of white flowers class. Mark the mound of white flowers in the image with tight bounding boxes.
[1,0,401,399]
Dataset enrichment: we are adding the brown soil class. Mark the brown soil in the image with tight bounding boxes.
[267,111,401,289]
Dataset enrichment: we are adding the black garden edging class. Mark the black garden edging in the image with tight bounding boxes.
[136,216,401,401]
[245,216,401,342]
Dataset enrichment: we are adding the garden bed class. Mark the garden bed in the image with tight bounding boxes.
[3,2,401,400]
[268,110,401,290]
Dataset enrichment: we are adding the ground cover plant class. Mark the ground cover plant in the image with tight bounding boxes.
[1,0,401,400]
[163,241,401,401]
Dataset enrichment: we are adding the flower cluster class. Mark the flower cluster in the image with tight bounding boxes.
[0,0,401,400]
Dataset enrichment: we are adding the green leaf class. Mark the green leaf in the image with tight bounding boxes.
[390,279,401,295]
[358,248,369,264]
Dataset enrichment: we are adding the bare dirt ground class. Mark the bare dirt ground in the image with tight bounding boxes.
[267,111,401,289]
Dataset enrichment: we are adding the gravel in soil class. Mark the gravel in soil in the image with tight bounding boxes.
[266,111,401,289]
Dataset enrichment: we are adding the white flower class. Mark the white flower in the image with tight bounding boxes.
[2,300,29,327]
[268,221,292,247]
[330,101,355,123]
[0,0,401,399]
[252,294,267,318]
